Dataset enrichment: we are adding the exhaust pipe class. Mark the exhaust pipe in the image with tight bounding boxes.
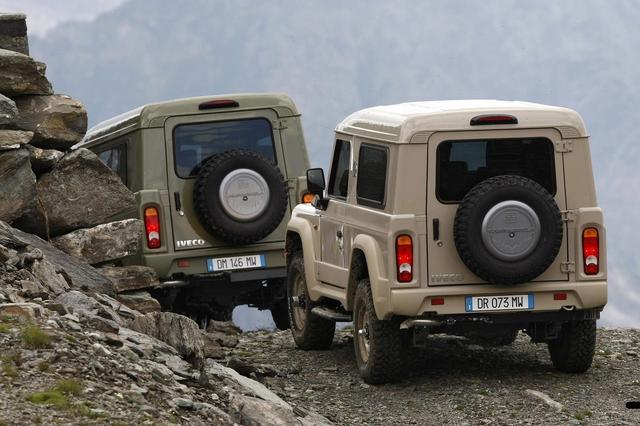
[400,318,443,329]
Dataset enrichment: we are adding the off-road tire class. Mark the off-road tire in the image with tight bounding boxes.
[193,149,289,245]
[287,254,335,349]
[270,300,290,330]
[548,319,596,373]
[454,175,563,284]
[353,279,406,384]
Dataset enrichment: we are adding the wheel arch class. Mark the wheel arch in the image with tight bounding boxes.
[347,234,392,319]
[286,218,322,300]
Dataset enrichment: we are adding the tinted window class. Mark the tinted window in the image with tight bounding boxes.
[328,140,351,198]
[357,144,388,207]
[97,143,127,184]
[174,118,275,178]
[437,138,556,202]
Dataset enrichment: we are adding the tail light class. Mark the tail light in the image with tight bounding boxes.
[144,207,161,249]
[582,227,599,275]
[396,234,413,282]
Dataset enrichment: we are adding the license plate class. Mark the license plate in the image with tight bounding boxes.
[465,294,534,312]
[207,254,266,272]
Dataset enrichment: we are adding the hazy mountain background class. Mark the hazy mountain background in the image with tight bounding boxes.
[15,0,640,327]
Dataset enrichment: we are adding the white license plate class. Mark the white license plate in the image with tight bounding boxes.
[207,254,266,272]
[465,294,534,312]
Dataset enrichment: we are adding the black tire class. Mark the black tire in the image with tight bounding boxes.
[453,175,563,284]
[548,320,596,373]
[270,300,290,330]
[193,149,289,245]
[287,254,335,349]
[353,279,406,384]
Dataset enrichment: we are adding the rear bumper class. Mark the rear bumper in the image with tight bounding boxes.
[385,280,607,318]
[156,267,287,289]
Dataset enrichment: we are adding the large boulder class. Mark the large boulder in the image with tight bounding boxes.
[116,291,161,314]
[128,312,204,366]
[0,149,36,223]
[0,221,114,296]
[51,219,143,265]
[15,148,136,237]
[98,265,159,293]
[0,13,29,55]
[0,130,33,150]
[14,95,87,149]
[0,48,52,96]
[0,94,18,127]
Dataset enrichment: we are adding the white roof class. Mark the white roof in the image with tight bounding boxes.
[336,100,587,142]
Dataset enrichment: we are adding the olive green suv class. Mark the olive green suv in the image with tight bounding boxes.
[286,100,607,383]
[77,93,311,328]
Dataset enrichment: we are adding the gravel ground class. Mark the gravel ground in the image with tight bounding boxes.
[231,327,640,425]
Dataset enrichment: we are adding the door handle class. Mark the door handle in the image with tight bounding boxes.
[433,218,440,241]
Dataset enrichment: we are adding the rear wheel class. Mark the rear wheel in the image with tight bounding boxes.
[548,319,596,373]
[287,254,335,349]
[353,279,406,384]
[270,300,290,330]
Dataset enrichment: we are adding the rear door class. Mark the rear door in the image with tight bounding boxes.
[165,109,288,251]
[426,129,569,285]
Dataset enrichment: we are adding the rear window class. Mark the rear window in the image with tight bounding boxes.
[173,118,276,178]
[97,142,127,185]
[437,138,556,202]
[357,144,388,208]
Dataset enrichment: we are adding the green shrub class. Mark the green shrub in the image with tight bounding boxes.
[21,324,52,349]
[37,361,50,372]
[0,323,10,334]
[55,378,82,396]
[26,390,68,408]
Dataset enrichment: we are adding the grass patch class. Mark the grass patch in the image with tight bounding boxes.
[26,390,68,408]
[74,404,107,419]
[37,361,50,372]
[0,323,10,334]
[574,410,593,421]
[55,378,82,396]
[21,324,52,349]
[1,357,18,379]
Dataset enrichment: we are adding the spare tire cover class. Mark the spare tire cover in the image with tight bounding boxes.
[193,149,288,245]
[453,175,563,284]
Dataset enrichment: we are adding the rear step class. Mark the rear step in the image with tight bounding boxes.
[311,306,352,322]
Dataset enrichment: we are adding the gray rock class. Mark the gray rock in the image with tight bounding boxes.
[229,393,299,426]
[14,95,87,149]
[98,265,159,293]
[115,291,161,314]
[0,149,36,223]
[207,320,242,335]
[200,331,224,359]
[0,221,114,295]
[51,219,143,265]
[524,389,565,412]
[128,312,204,366]
[0,302,44,320]
[93,293,142,322]
[0,48,51,95]
[171,397,194,409]
[205,359,291,409]
[0,130,33,149]
[14,149,136,237]
[29,258,71,296]
[26,145,64,175]
[0,94,18,127]
[0,13,29,55]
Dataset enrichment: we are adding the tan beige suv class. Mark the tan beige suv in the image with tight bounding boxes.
[286,100,607,384]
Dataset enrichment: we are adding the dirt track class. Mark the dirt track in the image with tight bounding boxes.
[231,327,640,425]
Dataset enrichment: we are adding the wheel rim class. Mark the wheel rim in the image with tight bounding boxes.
[481,200,541,261]
[219,168,270,222]
[291,273,307,330]
[355,301,370,363]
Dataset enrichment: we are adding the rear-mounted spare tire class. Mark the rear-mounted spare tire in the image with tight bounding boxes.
[193,149,288,245]
[453,175,563,284]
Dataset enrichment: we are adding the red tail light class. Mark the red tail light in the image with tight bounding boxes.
[396,234,413,283]
[144,207,161,249]
[582,227,599,275]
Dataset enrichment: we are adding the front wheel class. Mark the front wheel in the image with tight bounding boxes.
[353,278,406,384]
[287,253,335,349]
[548,319,596,373]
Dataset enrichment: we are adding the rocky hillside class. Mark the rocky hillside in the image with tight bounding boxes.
[0,13,330,425]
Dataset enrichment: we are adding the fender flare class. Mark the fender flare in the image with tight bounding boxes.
[286,216,323,301]
[350,234,392,320]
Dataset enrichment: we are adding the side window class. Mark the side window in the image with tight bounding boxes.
[97,143,127,185]
[357,144,388,208]
[327,139,351,198]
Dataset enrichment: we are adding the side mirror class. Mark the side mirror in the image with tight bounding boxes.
[306,168,326,196]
